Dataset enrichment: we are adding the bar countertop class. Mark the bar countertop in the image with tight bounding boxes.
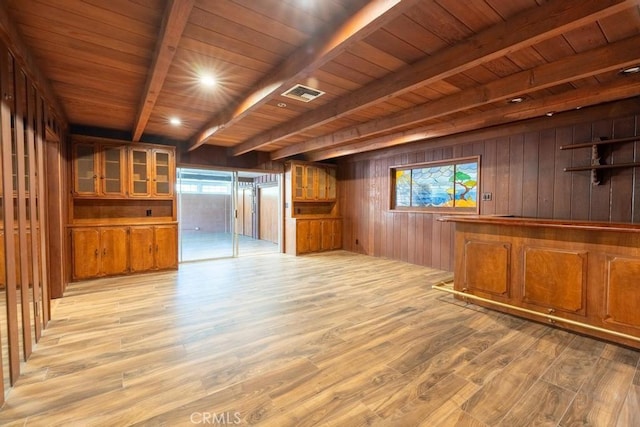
[438,214,640,233]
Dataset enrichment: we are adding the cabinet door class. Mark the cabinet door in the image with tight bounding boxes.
[101,145,127,196]
[129,148,151,197]
[154,225,177,269]
[309,220,321,252]
[331,219,342,249]
[152,149,173,197]
[129,226,154,272]
[71,228,100,280]
[292,164,305,200]
[316,167,327,200]
[321,220,333,251]
[326,167,336,200]
[296,220,310,254]
[304,166,316,200]
[100,227,129,276]
[73,143,98,196]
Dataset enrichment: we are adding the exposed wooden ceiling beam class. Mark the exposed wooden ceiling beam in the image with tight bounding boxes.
[188,0,420,152]
[132,0,194,142]
[306,74,640,161]
[272,34,640,160]
[231,0,638,157]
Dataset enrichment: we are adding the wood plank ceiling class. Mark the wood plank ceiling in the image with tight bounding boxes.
[4,0,640,161]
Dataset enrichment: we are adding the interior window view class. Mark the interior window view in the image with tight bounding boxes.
[0,1,640,426]
[177,168,280,261]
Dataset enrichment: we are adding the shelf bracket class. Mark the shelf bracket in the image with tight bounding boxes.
[590,143,601,186]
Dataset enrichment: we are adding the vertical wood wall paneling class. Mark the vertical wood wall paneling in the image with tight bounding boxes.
[553,127,572,219]
[338,108,640,272]
[26,82,41,341]
[570,124,592,220]
[14,68,33,360]
[0,46,19,386]
[610,116,636,222]
[537,129,556,218]
[590,119,614,221]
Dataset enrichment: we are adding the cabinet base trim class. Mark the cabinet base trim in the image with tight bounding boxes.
[432,282,640,344]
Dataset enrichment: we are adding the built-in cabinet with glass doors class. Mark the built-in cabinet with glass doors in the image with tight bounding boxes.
[69,136,177,281]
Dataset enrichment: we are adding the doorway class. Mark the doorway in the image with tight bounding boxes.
[177,168,281,262]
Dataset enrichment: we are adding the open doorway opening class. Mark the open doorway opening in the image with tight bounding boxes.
[177,168,281,262]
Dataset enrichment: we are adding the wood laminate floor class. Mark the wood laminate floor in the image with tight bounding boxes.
[0,251,638,426]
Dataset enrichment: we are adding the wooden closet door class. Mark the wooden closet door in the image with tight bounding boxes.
[71,228,100,280]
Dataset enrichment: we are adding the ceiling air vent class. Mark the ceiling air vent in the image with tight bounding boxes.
[281,84,325,103]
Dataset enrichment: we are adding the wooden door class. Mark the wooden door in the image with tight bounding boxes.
[154,225,177,269]
[100,227,129,276]
[71,228,100,280]
[321,220,333,251]
[331,219,342,249]
[100,145,126,196]
[296,220,310,254]
[152,149,173,197]
[326,167,336,200]
[129,148,151,197]
[292,164,305,200]
[308,220,321,252]
[316,167,327,200]
[129,226,154,272]
[258,186,278,243]
[73,143,98,196]
[304,166,316,200]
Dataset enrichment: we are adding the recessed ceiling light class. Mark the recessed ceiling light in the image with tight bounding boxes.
[546,111,555,117]
[169,117,181,126]
[621,66,640,75]
[200,74,216,87]
[277,102,287,108]
[509,97,525,104]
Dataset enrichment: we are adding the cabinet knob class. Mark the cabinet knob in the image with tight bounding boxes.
[94,249,99,257]
[149,245,152,253]
[103,248,107,256]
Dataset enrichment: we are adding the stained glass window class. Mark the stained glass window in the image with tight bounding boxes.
[391,157,479,212]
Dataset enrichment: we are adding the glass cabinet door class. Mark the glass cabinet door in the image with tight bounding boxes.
[129,148,150,197]
[152,149,172,197]
[73,143,97,195]
[293,164,304,200]
[304,166,315,200]
[101,145,126,196]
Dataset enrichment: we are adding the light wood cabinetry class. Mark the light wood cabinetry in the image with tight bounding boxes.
[73,142,127,197]
[130,224,178,272]
[440,215,640,349]
[69,136,177,281]
[128,146,174,198]
[71,227,129,280]
[285,161,341,255]
[291,162,337,201]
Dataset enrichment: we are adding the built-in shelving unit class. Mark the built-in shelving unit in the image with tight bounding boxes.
[561,136,640,185]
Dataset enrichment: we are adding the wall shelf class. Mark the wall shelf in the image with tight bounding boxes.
[561,136,640,185]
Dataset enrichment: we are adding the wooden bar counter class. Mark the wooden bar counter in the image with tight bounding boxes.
[438,215,640,349]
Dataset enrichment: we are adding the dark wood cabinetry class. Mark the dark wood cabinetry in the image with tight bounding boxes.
[69,136,177,281]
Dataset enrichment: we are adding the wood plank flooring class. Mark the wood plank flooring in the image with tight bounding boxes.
[0,251,638,426]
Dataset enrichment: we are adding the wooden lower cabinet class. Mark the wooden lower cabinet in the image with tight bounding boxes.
[129,225,178,272]
[295,218,341,254]
[71,223,177,280]
[71,227,129,280]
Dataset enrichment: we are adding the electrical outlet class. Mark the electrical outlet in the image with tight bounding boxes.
[146,209,152,216]
[482,192,492,201]
[355,239,359,245]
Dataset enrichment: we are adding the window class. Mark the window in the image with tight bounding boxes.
[391,156,479,213]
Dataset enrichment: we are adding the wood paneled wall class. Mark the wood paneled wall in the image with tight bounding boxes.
[338,100,640,272]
